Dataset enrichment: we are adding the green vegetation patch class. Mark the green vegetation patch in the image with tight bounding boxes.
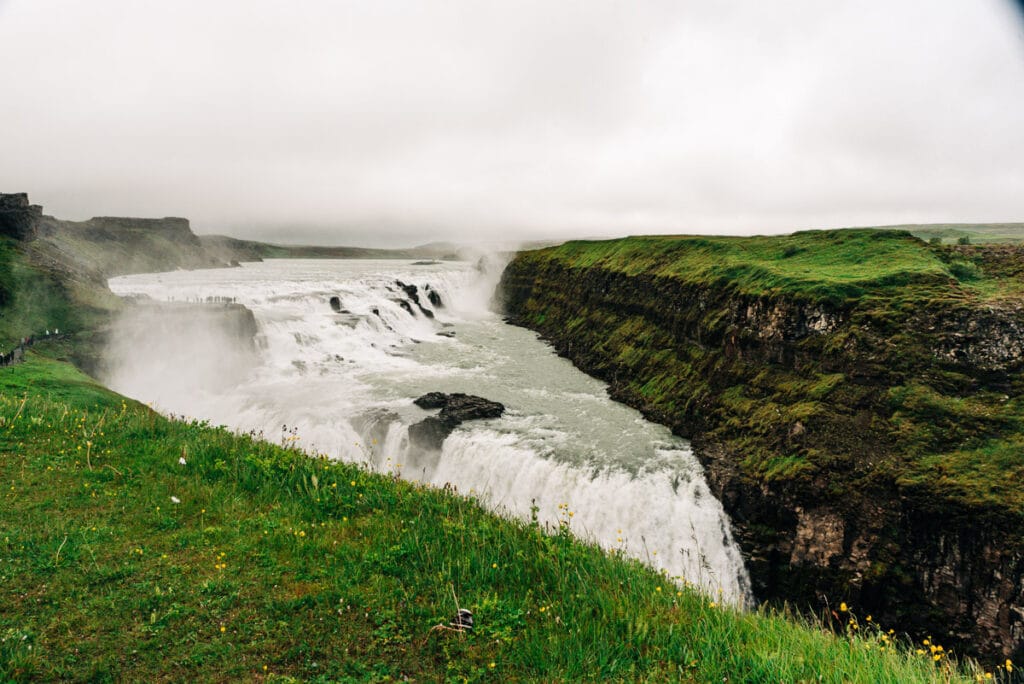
[0,239,78,349]
[537,229,957,303]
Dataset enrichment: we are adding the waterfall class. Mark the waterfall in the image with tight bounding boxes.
[107,258,752,603]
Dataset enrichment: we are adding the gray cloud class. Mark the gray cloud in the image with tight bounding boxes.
[1,0,1022,246]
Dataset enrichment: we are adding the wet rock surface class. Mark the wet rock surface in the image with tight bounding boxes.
[426,285,444,308]
[408,393,505,450]
[392,281,439,318]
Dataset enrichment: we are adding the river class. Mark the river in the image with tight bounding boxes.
[107,258,751,603]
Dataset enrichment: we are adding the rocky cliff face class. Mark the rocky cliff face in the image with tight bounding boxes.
[0,193,43,240]
[33,214,229,278]
[498,243,1024,661]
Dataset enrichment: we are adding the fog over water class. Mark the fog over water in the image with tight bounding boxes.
[1,1,1022,245]
[106,259,752,602]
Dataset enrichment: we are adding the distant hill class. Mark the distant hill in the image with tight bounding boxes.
[199,235,463,263]
[883,223,1024,244]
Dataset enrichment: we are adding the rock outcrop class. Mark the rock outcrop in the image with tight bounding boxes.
[408,393,505,450]
[0,193,43,240]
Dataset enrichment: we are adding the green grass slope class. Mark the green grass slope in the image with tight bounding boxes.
[0,237,107,351]
[0,238,73,347]
[0,353,988,682]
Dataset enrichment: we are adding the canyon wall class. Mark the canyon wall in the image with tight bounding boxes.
[498,232,1024,660]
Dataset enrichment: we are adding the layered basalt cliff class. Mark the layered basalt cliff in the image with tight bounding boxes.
[497,230,1024,660]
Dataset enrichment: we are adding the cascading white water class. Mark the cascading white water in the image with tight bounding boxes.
[107,258,752,603]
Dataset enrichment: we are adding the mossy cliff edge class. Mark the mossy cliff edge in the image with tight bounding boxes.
[498,229,1024,659]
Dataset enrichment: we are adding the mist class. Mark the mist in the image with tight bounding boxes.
[102,302,259,410]
[1,0,1023,246]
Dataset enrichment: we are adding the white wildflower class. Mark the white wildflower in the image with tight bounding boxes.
[178,457,187,465]
[170,496,181,504]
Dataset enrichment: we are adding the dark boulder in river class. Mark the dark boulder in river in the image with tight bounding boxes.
[408,393,505,450]
[329,296,342,312]
[414,392,504,420]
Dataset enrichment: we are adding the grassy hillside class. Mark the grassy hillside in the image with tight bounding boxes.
[0,353,989,682]
[0,238,73,347]
[0,237,115,351]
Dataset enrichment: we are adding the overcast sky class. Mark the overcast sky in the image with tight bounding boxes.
[1,1,1023,246]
